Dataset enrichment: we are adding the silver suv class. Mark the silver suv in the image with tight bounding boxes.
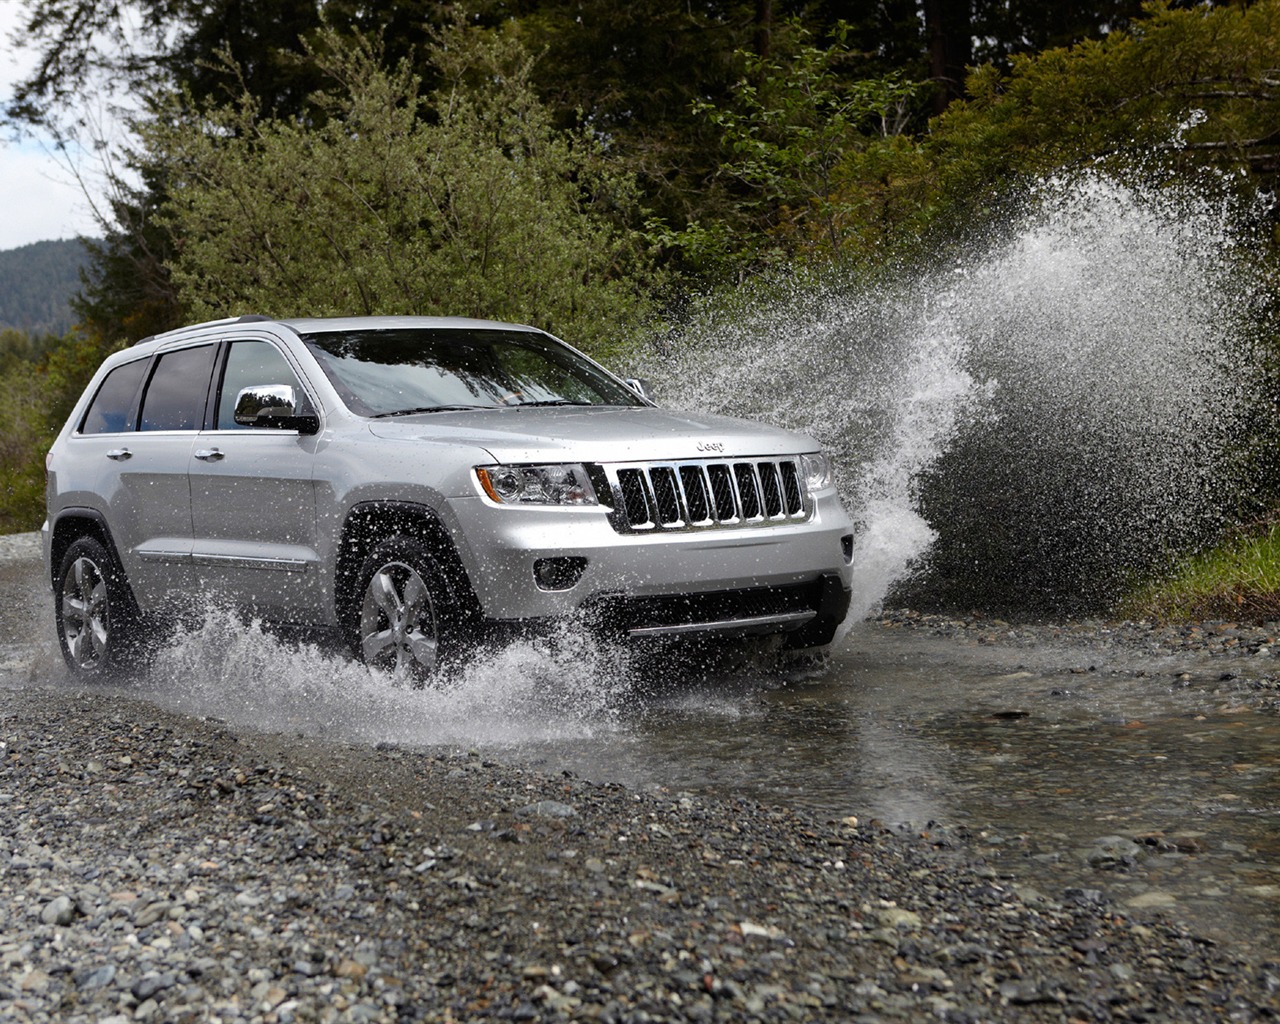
[43,315,854,679]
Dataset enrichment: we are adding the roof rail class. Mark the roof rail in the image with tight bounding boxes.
[132,313,277,345]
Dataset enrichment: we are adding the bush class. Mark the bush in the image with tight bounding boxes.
[144,23,659,359]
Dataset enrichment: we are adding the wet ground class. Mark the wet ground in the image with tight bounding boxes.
[555,627,1280,959]
[3,534,1277,959]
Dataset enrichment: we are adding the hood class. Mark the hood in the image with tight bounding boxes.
[365,406,818,464]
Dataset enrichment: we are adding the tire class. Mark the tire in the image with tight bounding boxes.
[353,537,455,685]
[783,575,850,652]
[55,536,141,679]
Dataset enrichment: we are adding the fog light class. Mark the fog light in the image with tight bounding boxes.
[534,556,588,591]
[841,534,854,564]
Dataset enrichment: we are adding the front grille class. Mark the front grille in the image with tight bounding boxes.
[603,457,811,533]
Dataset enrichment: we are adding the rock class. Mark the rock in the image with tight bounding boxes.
[999,980,1062,1005]
[74,965,117,990]
[134,900,173,927]
[516,800,577,819]
[876,907,923,932]
[1084,836,1143,869]
[739,921,786,941]
[132,972,177,1000]
[39,895,75,926]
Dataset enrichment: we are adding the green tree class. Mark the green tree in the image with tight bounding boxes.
[5,0,461,344]
[141,24,657,355]
[687,26,932,273]
[929,0,1280,222]
[0,324,124,533]
[0,362,48,533]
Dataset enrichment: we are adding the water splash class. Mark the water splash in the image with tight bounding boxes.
[112,170,1268,750]
[649,171,1267,615]
[143,608,629,746]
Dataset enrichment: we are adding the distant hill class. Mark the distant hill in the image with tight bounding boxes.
[0,239,94,337]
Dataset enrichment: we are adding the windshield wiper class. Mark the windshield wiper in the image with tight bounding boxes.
[511,399,595,408]
[370,405,484,418]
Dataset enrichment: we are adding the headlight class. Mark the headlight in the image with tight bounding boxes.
[475,464,598,506]
[799,452,835,492]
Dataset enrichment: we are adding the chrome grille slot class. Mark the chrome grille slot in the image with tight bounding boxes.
[679,466,711,523]
[617,468,653,528]
[650,466,682,525]
[708,464,737,520]
[780,461,803,514]
[758,461,783,518]
[734,463,762,519]
[605,456,813,534]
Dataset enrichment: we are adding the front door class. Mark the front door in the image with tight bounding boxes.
[188,338,324,618]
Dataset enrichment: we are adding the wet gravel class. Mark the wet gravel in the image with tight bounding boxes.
[3,685,1279,1023]
[876,608,1280,665]
[3,535,1280,1022]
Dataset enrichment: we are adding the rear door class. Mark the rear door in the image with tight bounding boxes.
[116,343,217,607]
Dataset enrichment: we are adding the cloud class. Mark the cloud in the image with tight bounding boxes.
[0,3,103,249]
[0,138,99,249]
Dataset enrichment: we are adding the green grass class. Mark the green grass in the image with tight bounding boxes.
[1121,521,1280,623]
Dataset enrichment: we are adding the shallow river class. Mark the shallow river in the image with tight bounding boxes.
[3,538,1277,958]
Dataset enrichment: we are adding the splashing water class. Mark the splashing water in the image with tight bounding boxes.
[126,170,1267,749]
[143,608,629,746]
[648,275,991,624]
[650,171,1267,616]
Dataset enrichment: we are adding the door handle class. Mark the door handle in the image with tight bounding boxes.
[194,449,225,462]
[105,448,132,461]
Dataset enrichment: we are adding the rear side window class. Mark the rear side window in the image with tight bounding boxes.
[80,358,149,434]
[139,345,216,431]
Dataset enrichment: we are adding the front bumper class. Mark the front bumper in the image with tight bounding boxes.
[445,492,855,635]
[582,572,851,646]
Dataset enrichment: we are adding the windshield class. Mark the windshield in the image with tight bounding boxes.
[302,328,644,417]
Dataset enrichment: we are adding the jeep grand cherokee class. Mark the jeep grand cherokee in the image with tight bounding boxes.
[43,315,855,679]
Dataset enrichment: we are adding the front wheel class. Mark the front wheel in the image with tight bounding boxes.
[55,536,140,679]
[354,538,454,685]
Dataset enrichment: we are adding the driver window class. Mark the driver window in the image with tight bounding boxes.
[217,341,305,429]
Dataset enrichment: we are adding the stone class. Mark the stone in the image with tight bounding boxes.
[516,801,577,819]
[74,965,117,990]
[40,895,75,926]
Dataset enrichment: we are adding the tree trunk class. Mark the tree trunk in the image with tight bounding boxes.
[754,0,773,58]
[924,0,973,113]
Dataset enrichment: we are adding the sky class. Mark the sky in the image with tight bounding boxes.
[0,0,105,250]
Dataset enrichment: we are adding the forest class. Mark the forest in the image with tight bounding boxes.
[0,239,91,337]
[2,0,1278,614]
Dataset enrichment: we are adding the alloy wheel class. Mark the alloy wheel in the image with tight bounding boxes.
[359,559,439,682]
[61,555,110,673]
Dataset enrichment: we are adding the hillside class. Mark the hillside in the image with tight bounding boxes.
[0,238,92,337]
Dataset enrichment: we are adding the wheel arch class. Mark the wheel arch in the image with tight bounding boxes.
[49,509,131,597]
[335,502,482,626]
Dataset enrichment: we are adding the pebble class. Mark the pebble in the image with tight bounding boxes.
[39,895,74,926]
[0,686,1275,1023]
[878,607,1280,664]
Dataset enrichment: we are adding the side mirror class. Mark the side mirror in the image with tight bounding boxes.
[234,384,319,433]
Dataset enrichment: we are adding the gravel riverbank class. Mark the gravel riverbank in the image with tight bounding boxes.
[3,533,1279,1022]
[875,608,1280,662]
[2,683,1278,1024]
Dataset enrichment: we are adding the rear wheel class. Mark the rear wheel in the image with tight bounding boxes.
[55,537,140,679]
[354,537,453,685]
